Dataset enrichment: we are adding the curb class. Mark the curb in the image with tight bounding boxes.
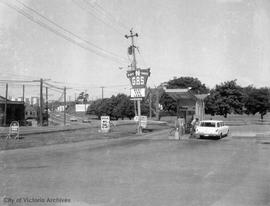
[0,125,93,138]
[0,120,168,137]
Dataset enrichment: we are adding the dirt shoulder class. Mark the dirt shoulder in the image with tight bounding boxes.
[0,123,171,151]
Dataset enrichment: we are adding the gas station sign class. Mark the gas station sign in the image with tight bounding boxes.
[130,88,145,98]
[126,68,150,89]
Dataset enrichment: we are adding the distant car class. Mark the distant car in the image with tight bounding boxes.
[70,117,78,122]
[82,119,91,123]
[195,120,229,139]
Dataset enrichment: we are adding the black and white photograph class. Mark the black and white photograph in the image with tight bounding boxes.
[0,0,270,205]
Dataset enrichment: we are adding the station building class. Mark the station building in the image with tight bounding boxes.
[0,96,25,126]
[165,88,208,132]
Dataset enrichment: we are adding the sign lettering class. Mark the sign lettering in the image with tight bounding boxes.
[127,68,150,89]
[130,88,145,98]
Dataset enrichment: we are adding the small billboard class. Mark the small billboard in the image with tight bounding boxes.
[134,115,147,128]
[75,104,90,112]
[101,116,110,133]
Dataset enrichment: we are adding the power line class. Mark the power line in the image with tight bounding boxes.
[43,81,65,90]
[74,0,128,35]
[72,0,124,36]
[47,79,130,89]
[0,0,127,65]
[0,79,39,83]
[93,1,129,31]
[0,71,41,80]
[136,47,148,68]
[46,87,64,94]
[14,0,126,62]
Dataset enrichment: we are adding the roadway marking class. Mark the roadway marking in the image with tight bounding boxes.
[204,171,215,178]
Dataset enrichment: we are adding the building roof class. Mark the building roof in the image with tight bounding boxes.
[164,88,196,101]
[194,94,209,100]
[0,96,24,105]
[165,89,209,101]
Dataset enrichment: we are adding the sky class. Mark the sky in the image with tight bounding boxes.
[0,0,270,100]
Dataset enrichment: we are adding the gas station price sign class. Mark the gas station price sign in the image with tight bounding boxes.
[126,68,151,88]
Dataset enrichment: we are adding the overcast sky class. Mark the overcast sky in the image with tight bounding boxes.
[0,0,270,100]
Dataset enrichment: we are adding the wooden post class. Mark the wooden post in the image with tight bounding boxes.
[4,83,8,126]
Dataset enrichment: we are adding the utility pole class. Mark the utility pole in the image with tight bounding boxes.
[4,83,8,126]
[40,78,43,126]
[22,84,25,103]
[134,100,137,116]
[101,86,104,100]
[125,29,142,134]
[64,87,66,126]
[156,88,160,120]
[46,87,48,126]
[149,90,152,119]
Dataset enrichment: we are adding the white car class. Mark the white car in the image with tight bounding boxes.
[195,120,229,139]
[70,117,78,122]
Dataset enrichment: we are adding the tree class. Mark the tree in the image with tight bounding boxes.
[205,80,244,117]
[76,92,89,103]
[244,87,270,120]
[166,77,209,94]
[145,87,165,120]
[87,94,136,120]
[160,77,209,115]
[87,99,103,119]
[111,94,132,120]
[204,89,218,116]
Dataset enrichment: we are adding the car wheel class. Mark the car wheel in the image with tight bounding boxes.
[219,133,222,139]
[225,130,229,137]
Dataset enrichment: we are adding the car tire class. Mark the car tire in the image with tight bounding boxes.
[225,130,229,137]
[219,133,222,139]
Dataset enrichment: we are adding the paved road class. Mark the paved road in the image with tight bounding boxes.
[0,132,270,206]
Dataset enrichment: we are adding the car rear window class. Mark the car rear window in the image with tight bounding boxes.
[200,122,216,127]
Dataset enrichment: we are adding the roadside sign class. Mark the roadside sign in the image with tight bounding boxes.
[134,116,147,128]
[101,116,110,133]
[130,88,145,98]
[6,121,20,139]
[140,116,147,128]
[130,97,143,101]
[126,68,150,89]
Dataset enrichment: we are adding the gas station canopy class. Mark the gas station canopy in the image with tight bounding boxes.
[164,88,197,101]
[165,88,208,101]
[164,88,209,120]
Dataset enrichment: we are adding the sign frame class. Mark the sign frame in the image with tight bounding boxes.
[100,116,110,133]
[134,115,147,128]
[130,88,146,98]
[126,68,151,89]
[6,121,20,140]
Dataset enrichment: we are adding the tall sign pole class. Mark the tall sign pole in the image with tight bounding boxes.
[46,87,48,126]
[4,83,8,126]
[40,78,43,126]
[64,87,66,126]
[22,84,25,103]
[125,29,150,134]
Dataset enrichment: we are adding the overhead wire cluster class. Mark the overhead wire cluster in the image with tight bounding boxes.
[0,0,141,100]
[72,0,129,36]
[0,74,130,101]
[0,0,129,65]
